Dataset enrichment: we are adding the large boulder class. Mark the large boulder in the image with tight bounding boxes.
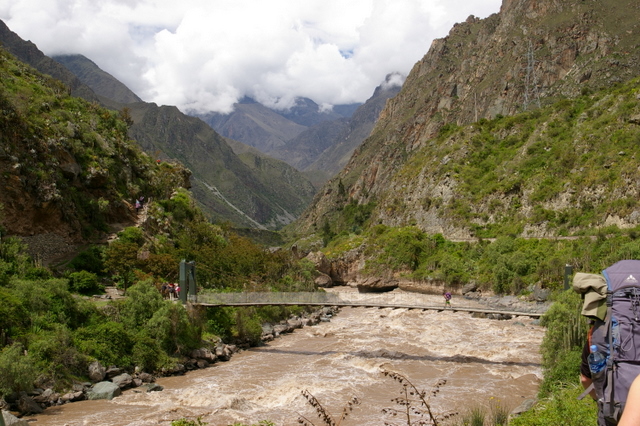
[87,382,122,400]
[356,277,398,293]
[314,272,333,288]
[111,373,133,389]
[88,361,106,382]
[104,366,122,379]
[190,348,217,363]
[59,391,84,404]
[306,251,331,275]
[136,372,155,383]
[143,383,164,392]
[16,395,43,415]
[461,282,478,295]
[2,410,29,426]
[215,344,233,361]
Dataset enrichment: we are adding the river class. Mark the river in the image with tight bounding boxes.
[28,288,546,426]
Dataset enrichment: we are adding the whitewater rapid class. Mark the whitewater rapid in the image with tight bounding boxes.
[30,289,545,426]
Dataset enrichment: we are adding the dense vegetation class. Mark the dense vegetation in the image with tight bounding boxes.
[0,47,317,402]
[315,224,640,294]
[0,181,316,401]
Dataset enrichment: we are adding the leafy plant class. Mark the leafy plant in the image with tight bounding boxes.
[298,389,360,426]
[171,418,208,426]
[381,370,456,426]
[68,270,103,295]
[0,343,37,397]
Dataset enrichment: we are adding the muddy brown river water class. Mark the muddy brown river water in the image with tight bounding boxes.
[27,289,546,426]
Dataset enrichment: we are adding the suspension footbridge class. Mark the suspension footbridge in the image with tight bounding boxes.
[189,291,544,318]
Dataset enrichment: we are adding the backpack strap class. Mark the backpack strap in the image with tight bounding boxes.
[578,383,594,400]
[602,289,620,422]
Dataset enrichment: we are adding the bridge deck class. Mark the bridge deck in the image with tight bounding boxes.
[191,292,543,318]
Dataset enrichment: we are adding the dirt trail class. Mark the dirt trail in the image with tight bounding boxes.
[27,200,150,268]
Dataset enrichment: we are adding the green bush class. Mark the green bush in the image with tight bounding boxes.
[68,270,103,295]
[538,290,589,397]
[146,303,201,355]
[131,330,164,372]
[231,309,263,346]
[69,245,105,275]
[509,385,597,426]
[119,280,165,329]
[10,279,94,329]
[74,321,134,367]
[117,227,145,246]
[27,325,85,383]
[0,343,37,397]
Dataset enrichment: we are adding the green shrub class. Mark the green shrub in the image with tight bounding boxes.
[0,343,37,397]
[117,227,145,246]
[119,280,165,328]
[68,270,103,295]
[69,245,105,275]
[538,290,589,397]
[231,309,263,346]
[74,321,134,367]
[145,303,201,355]
[509,385,597,426]
[131,331,164,372]
[27,325,85,383]
[205,307,234,341]
[10,279,94,329]
[0,287,28,345]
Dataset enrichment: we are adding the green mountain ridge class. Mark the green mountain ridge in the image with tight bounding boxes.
[53,54,142,104]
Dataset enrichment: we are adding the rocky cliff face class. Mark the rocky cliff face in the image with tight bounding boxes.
[293,0,640,238]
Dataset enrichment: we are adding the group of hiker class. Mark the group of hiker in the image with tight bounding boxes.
[160,282,181,300]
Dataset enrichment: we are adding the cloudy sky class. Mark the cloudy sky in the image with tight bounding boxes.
[0,0,501,114]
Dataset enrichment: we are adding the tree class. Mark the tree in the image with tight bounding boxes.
[103,240,139,293]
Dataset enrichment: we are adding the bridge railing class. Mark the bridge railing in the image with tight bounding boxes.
[196,291,443,308]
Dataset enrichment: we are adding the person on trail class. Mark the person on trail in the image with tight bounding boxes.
[443,291,452,308]
[135,199,141,212]
[161,282,168,299]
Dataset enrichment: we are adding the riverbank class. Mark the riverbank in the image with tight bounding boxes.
[2,305,339,421]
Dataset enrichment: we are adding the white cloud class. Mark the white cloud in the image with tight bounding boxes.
[0,0,501,113]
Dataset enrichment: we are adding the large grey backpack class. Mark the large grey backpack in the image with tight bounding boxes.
[590,260,640,425]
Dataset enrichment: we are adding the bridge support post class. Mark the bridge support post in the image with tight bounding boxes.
[187,261,197,302]
[179,260,196,303]
[564,264,573,291]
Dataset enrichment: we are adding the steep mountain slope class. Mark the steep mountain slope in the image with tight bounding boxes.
[126,102,316,229]
[53,54,142,104]
[0,20,99,103]
[198,97,360,170]
[0,19,316,230]
[199,98,308,153]
[0,46,190,252]
[293,0,640,238]
[283,76,403,185]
